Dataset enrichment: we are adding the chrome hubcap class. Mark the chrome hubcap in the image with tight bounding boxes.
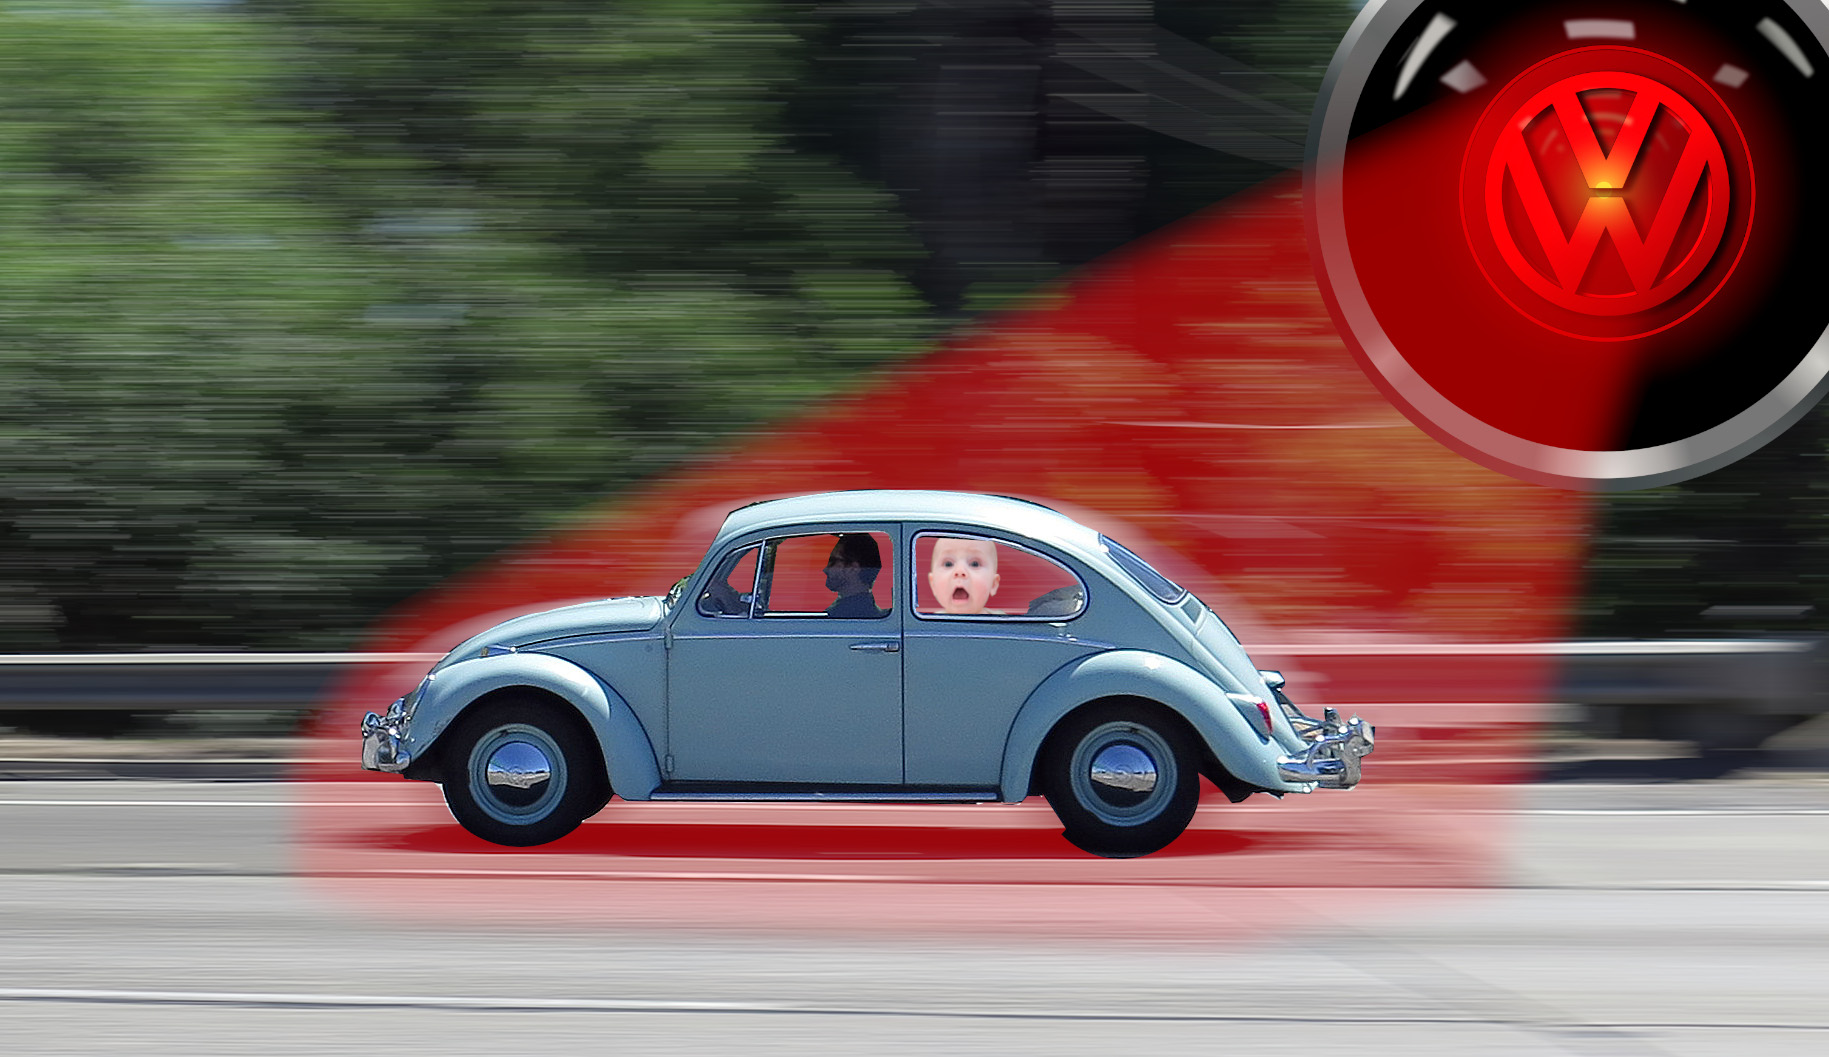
[467,723,567,824]
[484,741,553,807]
[1088,743,1158,807]
[1068,721,1177,826]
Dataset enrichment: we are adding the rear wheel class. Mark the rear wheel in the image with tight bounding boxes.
[440,696,605,847]
[1041,702,1199,858]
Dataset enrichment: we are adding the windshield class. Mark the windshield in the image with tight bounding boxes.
[663,575,690,611]
[1099,536,1187,604]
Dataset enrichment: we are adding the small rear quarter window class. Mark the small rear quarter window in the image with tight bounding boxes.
[1100,536,1186,604]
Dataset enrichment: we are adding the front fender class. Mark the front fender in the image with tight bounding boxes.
[998,649,1299,801]
[405,652,662,800]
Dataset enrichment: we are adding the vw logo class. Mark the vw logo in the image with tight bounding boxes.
[1462,53,1752,340]
[1309,0,1829,489]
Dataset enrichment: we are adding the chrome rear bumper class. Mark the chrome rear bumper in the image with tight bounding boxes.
[1277,710,1374,789]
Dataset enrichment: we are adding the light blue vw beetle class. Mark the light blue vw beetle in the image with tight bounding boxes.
[362,491,1372,857]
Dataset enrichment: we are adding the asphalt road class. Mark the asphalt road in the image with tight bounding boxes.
[2,778,1827,1056]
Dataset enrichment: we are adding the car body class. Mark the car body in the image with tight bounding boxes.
[361,491,1373,857]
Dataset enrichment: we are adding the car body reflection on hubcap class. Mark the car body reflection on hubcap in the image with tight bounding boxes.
[485,740,553,804]
[468,724,567,823]
[1087,742,1158,808]
[1070,722,1177,826]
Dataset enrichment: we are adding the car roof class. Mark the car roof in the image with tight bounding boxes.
[715,490,1101,553]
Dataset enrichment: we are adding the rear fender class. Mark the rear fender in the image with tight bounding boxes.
[998,650,1295,801]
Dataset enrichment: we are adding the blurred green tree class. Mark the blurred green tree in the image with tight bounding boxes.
[0,0,931,650]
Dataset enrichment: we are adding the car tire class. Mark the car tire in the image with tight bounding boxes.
[1041,702,1200,858]
[440,696,606,847]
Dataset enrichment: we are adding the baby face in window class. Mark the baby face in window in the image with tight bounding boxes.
[927,537,1000,614]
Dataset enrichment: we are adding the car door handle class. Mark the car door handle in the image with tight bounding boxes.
[848,640,900,653]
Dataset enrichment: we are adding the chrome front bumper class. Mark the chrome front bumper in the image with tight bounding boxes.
[360,699,413,773]
[1277,708,1374,789]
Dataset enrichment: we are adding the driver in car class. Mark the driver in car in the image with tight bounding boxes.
[824,533,886,618]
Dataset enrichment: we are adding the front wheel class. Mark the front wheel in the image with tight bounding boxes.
[1041,703,1199,858]
[441,697,605,847]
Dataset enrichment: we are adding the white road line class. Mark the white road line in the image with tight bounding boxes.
[0,987,761,1015]
[1,987,1824,1030]
[0,986,1428,1021]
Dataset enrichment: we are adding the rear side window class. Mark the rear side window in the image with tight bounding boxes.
[914,533,1085,620]
[1100,536,1186,604]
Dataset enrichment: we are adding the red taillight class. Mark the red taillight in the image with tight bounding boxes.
[1228,692,1277,738]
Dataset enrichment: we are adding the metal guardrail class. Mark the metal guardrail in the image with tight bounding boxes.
[1556,638,1823,715]
[0,653,440,712]
[1552,638,1827,748]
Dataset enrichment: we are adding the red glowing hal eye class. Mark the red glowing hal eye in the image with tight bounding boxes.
[1310,1,1829,489]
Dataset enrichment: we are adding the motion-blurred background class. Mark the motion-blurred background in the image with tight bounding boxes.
[5,8,1828,1054]
[2,0,1825,763]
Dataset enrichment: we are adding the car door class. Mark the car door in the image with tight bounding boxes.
[902,529,1100,786]
[665,526,903,785]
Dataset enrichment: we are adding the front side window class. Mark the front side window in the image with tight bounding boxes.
[756,531,894,619]
[697,544,760,617]
[913,533,1085,620]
